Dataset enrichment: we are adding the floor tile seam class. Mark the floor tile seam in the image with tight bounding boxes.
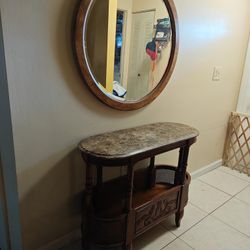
[233,196,250,206]
[185,193,243,227]
[64,171,250,250]
[189,195,236,221]
[159,237,195,250]
[159,223,177,238]
[188,202,211,213]
[153,174,249,249]
[175,236,196,250]
[208,187,250,238]
[159,237,176,250]
[189,203,210,214]
[172,237,195,250]
[234,183,250,192]
[160,203,209,232]
[202,187,246,215]
[179,215,250,250]
[197,178,245,196]
[230,184,250,198]
[159,223,178,238]
[177,237,195,249]
[189,200,233,215]
[168,211,210,239]
[218,168,250,183]
[209,213,250,239]
[160,169,250,249]
[156,223,177,250]
[216,185,250,207]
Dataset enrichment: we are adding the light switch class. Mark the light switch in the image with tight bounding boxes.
[212,67,222,81]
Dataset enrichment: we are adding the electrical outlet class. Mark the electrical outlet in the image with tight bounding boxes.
[212,67,222,81]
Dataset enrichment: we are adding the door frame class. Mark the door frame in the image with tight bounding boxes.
[117,8,127,88]
[237,35,250,114]
[0,11,23,250]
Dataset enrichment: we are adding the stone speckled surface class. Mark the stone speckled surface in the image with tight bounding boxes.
[79,123,199,158]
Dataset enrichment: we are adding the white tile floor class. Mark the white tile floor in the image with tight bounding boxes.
[65,166,250,250]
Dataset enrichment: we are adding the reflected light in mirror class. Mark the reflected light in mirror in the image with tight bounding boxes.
[84,0,172,102]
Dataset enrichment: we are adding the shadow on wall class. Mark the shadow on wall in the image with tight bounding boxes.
[53,0,141,117]
[19,148,123,250]
[19,149,84,249]
[18,1,144,249]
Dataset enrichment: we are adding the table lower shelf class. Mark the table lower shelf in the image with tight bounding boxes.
[87,166,191,248]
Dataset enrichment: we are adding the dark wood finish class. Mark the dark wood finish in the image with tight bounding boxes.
[82,161,93,250]
[79,124,198,249]
[148,157,155,188]
[74,0,179,111]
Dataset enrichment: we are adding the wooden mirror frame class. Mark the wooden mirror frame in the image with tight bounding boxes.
[74,0,179,111]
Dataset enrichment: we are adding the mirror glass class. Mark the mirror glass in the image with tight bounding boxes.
[84,0,172,102]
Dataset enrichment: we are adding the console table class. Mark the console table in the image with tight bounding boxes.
[79,123,199,250]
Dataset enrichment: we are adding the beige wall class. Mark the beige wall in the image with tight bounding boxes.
[1,0,250,249]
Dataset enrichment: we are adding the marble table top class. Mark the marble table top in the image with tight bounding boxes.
[79,123,199,159]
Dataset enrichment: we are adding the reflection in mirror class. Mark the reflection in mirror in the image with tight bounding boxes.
[85,0,172,102]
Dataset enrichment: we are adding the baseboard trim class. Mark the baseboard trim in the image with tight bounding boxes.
[40,159,222,249]
[39,229,81,250]
[191,159,222,179]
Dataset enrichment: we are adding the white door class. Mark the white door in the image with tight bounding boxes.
[237,37,250,114]
[127,11,155,100]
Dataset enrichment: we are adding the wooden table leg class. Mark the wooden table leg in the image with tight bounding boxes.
[174,145,190,227]
[82,159,93,250]
[126,243,133,250]
[148,156,155,188]
[126,163,134,249]
[96,165,103,190]
[175,210,184,227]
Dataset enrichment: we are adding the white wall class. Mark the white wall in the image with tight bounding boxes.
[1,0,250,249]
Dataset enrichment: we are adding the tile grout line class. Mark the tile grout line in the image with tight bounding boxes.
[159,168,249,249]
[178,237,195,249]
[159,168,250,249]
[234,195,250,206]
[64,167,250,250]
[159,237,176,250]
[197,178,247,196]
[167,170,250,244]
[179,181,250,242]
[218,167,250,183]
[209,183,250,238]
[159,236,195,250]
[209,215,250,239]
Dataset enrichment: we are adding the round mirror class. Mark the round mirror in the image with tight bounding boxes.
[75,0,178,110]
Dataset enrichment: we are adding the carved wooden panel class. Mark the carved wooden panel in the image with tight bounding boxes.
[135,192,179,233]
